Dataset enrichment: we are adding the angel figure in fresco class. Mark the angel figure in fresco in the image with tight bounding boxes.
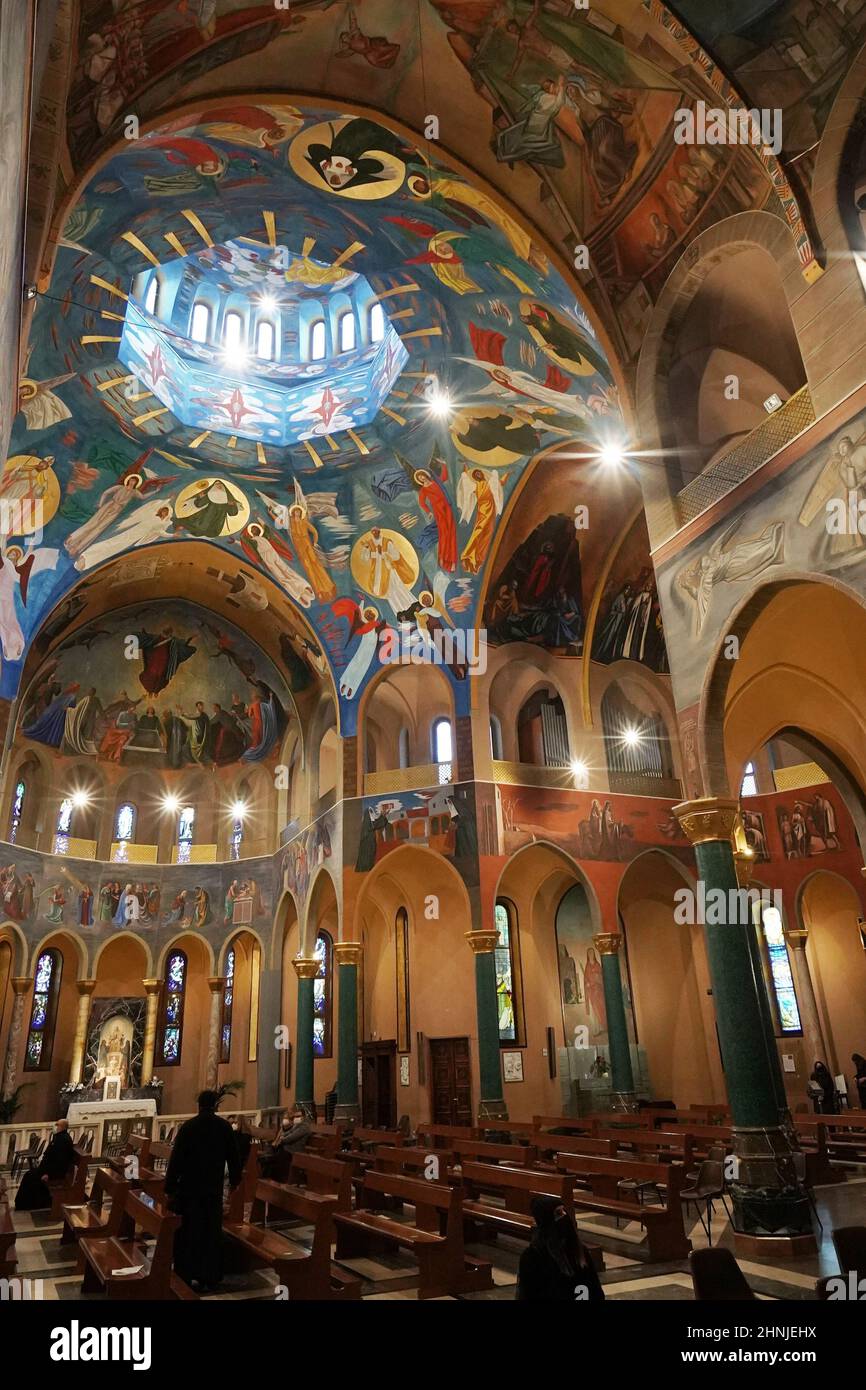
[73,499,173,571]
[0,544,59,663]
[330,598,390,700]
[405,452,458,573]
[239,522,315,608]
[358,529,418,619]
[17,373,74,432]
[288,482,337,601]
[676,518,785,637]
[338,4,401,69]
[458,467,504,575]
[799,430,866,563]
[65,471,144,558]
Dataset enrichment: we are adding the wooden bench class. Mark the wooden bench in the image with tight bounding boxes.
[532,1115,595,1135]
[557,1153,691,1261]
[225,1177,360,1300]
[79,1188,181,1300]
[307,1127,344,1159]
[0,1200,16,1275]
[374,1146,455,1181]
[251,1152,353,1221]
[451,1138,537,1168]
[49,1149,91,1220]
[335,1170,493,1299]
[595,1128,694,1164]
[415,1123,481,1149]
[60,1164,131,1246]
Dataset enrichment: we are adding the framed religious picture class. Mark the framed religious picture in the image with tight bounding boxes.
[400,1054,410,1087]
[103,1076,121,1102]
[502,1050,523,1083]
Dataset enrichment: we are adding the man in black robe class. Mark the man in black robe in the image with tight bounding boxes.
[165,1090,242,1291]
[15,1119,77,1211]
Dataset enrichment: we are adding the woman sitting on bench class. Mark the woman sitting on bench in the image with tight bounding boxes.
[517,1196,605,1303]
[15,1119,76,1211]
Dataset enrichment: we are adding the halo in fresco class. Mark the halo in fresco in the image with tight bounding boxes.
[0,454,61,535]
[351,528,420,605]
[173,478,249,538]
[289,117,408,200]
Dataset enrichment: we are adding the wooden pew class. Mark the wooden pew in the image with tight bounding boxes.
[415,1123,481,1149]
[60,1165,131,1246]
[595,1128,694,1164]
[251,1152,353,1220]
[450,1138,537,1168]
[374,1145,454,1180]
[533,1132,617,1164]
[307,1127,344,1158]
[335,1170,492,1299]
[532,1115,595,1135]
[224,1178,360,1300]
[459,1162,574,1235]
[0,1200,16,1275]
[556,1153,691,1261]
[78,1189,180,1300]
[49,1149,91,1220]
[478,1119,536,1142]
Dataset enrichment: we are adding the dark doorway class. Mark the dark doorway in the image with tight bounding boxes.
[429,1036,473,1125]
[361,1041,397,1127]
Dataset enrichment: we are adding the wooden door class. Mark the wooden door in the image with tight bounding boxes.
[429,1036,473,1125]
[361,1041,397,1127]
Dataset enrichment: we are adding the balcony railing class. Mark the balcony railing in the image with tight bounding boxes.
[363,761,453,796]
[675,385,815,528]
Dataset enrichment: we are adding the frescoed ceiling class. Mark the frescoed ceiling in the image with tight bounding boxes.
[7,102,622,728]
[37,2,815,364]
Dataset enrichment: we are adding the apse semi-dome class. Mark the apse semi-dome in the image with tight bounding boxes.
[118,237,408,446]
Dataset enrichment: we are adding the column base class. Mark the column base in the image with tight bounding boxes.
[733,1230,817,1259]
[333,1101,361,1122]
[478,1098,509,1122]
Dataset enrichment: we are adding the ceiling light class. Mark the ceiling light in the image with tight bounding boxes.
[570,759,589,787]
[598,439,626,467]
[162,794,180,815]
[230,800,248,821]
[622,726,642,747]
[70,789,91,809]
[258,295,277,313]
[425,380,453,418]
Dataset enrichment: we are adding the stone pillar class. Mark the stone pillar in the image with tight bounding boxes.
[465,930,507,1121]
[593,934,636,1109]
[334,942,362,1121]
[734,851,789,1116]
[675,798,814,1253]
[141,979,161,1085]
[205,977,225,1090]
[784,927,827,1067]
[1,979,32,1099]
[293,958,318,1120]
[69,980,97,1084]
[342,735,359,799]
[455,714,475,782]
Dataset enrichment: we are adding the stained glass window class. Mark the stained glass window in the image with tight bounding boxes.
[220,946,235,1063]
[741,762,758,797]
[25,949,62,1071]
[54,797,73,855]
[159,950,187,1065]
[494,901,517,1044]
[177,807,195,865]
[760,906,802,1035]
[113,802,136,863]
[312,931,332,1058]
[230,816,243,862]
[9,778,25,843]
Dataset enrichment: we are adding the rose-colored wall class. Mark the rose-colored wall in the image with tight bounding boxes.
[803,873,866,1093]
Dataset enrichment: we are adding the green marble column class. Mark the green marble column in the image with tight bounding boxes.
[675,799,813,1249]
[292,957,317,1121]
[334,941,362,1122]
[466,930,508,1122]
[593,933,636,1108]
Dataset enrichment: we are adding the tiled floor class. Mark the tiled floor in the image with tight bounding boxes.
[5,1170,865,1302]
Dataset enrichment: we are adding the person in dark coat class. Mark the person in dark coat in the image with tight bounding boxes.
[852,1053,866,1110]
[262,1107,312,1180]
[809,1061,837,1114]
[164,1089,242,1291]
[517,1195,605,1302]
[15,1119,76,1211]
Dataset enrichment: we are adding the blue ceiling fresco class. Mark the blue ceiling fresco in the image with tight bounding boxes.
[6,103,621,728]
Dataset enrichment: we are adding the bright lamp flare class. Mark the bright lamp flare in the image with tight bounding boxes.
[622,725,642,747]
[426,384,453,418]
[230,800,248,821]
[162,794,181,814]
[570,759,589,783]
[70,789,91,808]
[598,440,626,467]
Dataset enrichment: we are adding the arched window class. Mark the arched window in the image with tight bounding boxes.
[256,320,275,360]
[370,302,385,343]
[177,807,195,864]
[398,727,410,769]
[433,717,452,767]
[489,716,503,761]
[220,945,236,1063]
[494,900,523,1045]
[54,797,74,855]
[338,311,356,353]
[9,778,25,843]
[758,904,801,1036]
[740,762,758,797]
[25,949,62,1071]
[144,277,158,316]
[312,930,333,1058]
[113,802,137,863]
[158,951,187,1065]
[230,812,243,862]
[223,310,244,352]
[310,319,326,361]
[191,302,211,344]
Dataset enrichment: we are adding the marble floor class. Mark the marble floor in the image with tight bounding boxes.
[4,1168,865,1302]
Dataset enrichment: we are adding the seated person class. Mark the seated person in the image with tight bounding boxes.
[517,1196,605,1302]
[262,1107,312,1179]
[15,1119,76,1211]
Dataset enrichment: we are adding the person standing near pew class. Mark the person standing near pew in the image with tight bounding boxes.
[165,1089,242,1292]
[516,1196,605,1302]
[808,1060,838,1114]
[15,1118,76,1211]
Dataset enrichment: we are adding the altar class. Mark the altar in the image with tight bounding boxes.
[66,1098,157,1126]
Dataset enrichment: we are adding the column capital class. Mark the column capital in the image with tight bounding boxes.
[76,978,98,995]
[334,941,363,967]
[293,956,319,979]
[11,977,32,994]
[673,796,740,846]
[464,930,499,955]
[207,976,226,994]
[733,849,756,888]
[784,926,809,946]
[593,932,623,956]
[142,978,162,994]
